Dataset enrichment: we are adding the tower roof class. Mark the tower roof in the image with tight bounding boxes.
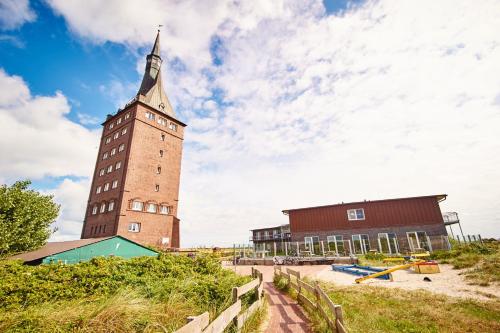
[136,30,175,117]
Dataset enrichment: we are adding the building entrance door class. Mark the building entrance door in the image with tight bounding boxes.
[378,233,399,254]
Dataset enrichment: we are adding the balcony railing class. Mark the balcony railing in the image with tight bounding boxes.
[250,233,291,241]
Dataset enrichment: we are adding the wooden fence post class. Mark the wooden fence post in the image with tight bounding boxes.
[232,287,238,328]
[314,281,321,309]
[335,305,345,332]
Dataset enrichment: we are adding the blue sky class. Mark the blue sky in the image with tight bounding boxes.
[0,0,499,245]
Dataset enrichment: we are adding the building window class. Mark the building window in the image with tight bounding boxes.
[160,205,171,215]
[145,111,155,120]
[131,201,143,211]
[158,117,167,126]
[155,184,160,192]
[99,168,105,176]
[128,223,141,232]
[108,201,115,211]
[109,123,114,129]
[117,117,122,125]
[160,133,165,141]
[111,148,117,156]
[157,166,161,174]
[112,180,118,189]
[113,132,119,140]
[352,234,370,254]
[92,205,98,215]
[121,127,127,135]
[96,186,102,194]
[107,165,113,173]
[102,152,109,160]
[105,137,111,144]
[147,203,157,213]
[115,161,122,169]
[169,122,178,131]
[100,202,106,213]
[119,144,125,152]
[159,150,163,157]
[125,112,130,119]
[347,208,365,221]
[104,183,110,191]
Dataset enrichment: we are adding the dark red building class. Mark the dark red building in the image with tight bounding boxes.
[282,194,450,255]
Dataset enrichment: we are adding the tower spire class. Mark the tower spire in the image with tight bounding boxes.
[136,30,174,116]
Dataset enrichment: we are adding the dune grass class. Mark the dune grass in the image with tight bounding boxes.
[0,254,253,332]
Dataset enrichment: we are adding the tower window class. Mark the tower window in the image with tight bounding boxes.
[160,205,171,215]
[117,117,122,124]
[158,117,167,126]
[108,201,115,211]
[96,186,102,194]
[155,184,160,192]
[128,223,141,232]
[125,112,130,119]
[100,202,106,213]
[147,203,157,213]
[157,166,161,174]
[119,144,125,152]
[145,111,155,120]
[159,150,163,157]
[99,168,105,176]
[169,122,178,131]
[121,127,127,135]
[161,133,165,141]
[104,183,110,192]
[113,132,119,140]
[107,165,113,173]
[92,205,98,215]
[112,180,118,189]
[105,137,111,144]
[115,161,122,169]
[102,152,108,160]
[109,123,114,129]
[132,201,143,211]
[111,148,116,156]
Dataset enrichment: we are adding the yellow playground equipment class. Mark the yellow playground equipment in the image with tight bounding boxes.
[355,261,423,283]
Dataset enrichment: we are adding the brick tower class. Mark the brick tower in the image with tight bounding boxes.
[81,31,185,248]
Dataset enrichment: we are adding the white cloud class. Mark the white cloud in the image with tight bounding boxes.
[0,69,100,181]
[0,0,36,30]
[77,112,100,125]
[41,0,500,245]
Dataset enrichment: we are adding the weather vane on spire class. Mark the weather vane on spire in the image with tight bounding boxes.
[158,24,163,32]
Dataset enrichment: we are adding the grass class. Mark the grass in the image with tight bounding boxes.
[431,240,500,286]
[0,254,255,332]
[274,274,500,333]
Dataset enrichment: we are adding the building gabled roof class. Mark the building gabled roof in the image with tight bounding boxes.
[250,224,290,232]
[8,236,157,263]
[282,194,447,214]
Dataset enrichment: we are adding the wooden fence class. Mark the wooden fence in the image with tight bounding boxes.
[274,266,348,333]
[174,268,264,333]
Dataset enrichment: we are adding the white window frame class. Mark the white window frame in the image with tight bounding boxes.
[169,122,178,131]
[112,180,118,189]
[347,208,365,221]
[108,201,115,211]
[107,165,113,173]
[100,203,106,213]
[113,132,119,140]
[110,148,116,156]
[105,137,111,144]
[96,186,101,194]
[125,112,130,119]
[160,205,170,214]
[119,144,125,152]
[115,161,121,169]
[92,205,98,215]
[99,169,105,176]
[147,203,157,213]
[103,183,110,191]
[121,127,127,135]
[131,201,143,211]
[128,222,141,232]
[117,117,122,124]
[158,117,167,126]
[109,123,114,129]
[102,152,108,160]
[145,111,155,120]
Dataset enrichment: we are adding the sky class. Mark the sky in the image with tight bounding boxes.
[0,0,499,247]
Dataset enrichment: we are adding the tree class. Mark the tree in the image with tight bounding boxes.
[0,180,60,257]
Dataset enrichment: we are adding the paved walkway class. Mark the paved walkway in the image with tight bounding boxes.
[263,282,311,333]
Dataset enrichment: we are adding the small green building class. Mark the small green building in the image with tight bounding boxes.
[10,236,158,265]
